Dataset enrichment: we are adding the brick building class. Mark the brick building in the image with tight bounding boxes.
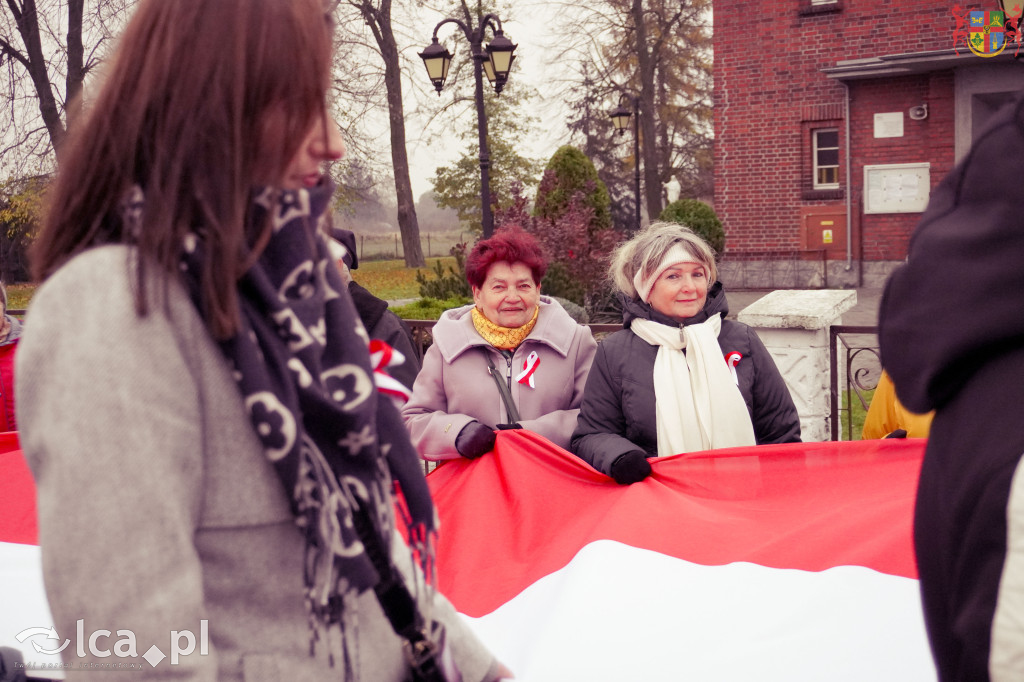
[713,0,1024,288]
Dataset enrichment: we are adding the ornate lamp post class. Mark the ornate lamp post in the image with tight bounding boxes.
[609,94,642,234]
[419,15,517,238]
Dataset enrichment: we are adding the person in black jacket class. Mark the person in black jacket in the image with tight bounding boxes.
[329,228,421,393]
[878,96,1024,682]
[571,222,800,484]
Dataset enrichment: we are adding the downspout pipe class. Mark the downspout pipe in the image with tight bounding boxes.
[843,80,854,274]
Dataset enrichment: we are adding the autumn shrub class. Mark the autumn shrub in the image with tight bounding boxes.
[496,181,619,312]
[415,242,471,300]
[659,199,725,258]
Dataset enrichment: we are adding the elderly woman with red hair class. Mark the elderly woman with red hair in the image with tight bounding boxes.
[402,227,597,460]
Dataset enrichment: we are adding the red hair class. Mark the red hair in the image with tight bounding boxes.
[466,226,548,289]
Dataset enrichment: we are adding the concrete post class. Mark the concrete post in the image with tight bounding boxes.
[737,289,857,442]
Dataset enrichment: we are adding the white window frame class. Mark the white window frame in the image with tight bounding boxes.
[813,128,840,190]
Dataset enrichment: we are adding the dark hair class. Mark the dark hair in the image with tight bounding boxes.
[32,0,334,339]
[465,226,548,289]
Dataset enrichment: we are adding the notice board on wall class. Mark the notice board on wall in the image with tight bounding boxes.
[863,163,930,214]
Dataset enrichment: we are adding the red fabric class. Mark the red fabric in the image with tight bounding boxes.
[427,431,925,618]
[0,432,36,545]
[0,340,17,431]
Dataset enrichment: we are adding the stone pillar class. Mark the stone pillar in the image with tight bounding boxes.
[736,290,857,442]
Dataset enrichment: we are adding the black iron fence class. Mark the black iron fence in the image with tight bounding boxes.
[829,325,881,441]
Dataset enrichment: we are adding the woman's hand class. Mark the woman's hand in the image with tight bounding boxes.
[455,421,496,459]
[610,450,652,484]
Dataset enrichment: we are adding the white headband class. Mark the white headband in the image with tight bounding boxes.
[633,242,702,303]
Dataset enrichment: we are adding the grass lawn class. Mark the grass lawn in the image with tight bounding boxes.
[840,387,875,441]
[351,257,456,302]
[7,283,34,313]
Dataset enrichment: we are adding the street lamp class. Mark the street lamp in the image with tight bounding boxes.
[609,94,641,234]
[419,15,517,238]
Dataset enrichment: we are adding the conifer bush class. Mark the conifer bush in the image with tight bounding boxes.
[659,199,725,257]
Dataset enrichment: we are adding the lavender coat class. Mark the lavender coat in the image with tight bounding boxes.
[402,297,597,460]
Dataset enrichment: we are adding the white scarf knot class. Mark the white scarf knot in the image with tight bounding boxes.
[630,313,756,457]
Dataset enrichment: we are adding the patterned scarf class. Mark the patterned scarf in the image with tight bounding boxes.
[471,305,539,350]
[129,181,437,658]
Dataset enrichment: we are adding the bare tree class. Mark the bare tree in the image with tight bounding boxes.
[0,0,134,173]
[336,0,426,267]
[548,0,713,221]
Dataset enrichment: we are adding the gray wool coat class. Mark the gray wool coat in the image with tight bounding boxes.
[16,245,499,681]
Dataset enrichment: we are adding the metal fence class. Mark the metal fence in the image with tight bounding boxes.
[829,325,881,441]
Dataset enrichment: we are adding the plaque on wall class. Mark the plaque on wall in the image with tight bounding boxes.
[873,112,904,138]
[863,163,930,214]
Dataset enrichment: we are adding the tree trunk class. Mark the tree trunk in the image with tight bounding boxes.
[64,0,84,132]
[631,0,662,222]
[363,0,426,267]
[12,0,68,159]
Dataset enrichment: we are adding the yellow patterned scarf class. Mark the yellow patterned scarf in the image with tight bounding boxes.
[472,305,540,350]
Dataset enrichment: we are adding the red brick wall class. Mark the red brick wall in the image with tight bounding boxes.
[714,1,956,261]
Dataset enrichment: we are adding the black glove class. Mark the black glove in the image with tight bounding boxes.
[455,421,496,459]
[496,423,522,430]
[609,450,652,485]
[884,429,908,439]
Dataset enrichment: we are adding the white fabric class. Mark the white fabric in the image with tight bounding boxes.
[632,242,702,303]
[465,540,935,682]
[630,314,756,457]
[989,455,1024,680]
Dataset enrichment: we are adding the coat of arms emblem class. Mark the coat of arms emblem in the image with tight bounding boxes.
[968,10,1007,57]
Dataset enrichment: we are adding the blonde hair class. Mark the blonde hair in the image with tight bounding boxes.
[609,222,717,299]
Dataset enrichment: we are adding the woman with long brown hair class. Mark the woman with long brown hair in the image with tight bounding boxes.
[18,0,503,679]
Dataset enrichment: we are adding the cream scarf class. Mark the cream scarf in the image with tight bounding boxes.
[630,313,756,457]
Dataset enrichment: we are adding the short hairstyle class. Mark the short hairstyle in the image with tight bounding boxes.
[465,226,548,289]
[609,221,717,299]
[33,0,335,339]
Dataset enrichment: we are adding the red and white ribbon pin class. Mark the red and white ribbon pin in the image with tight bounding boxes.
[368,339,413,404]
[725,351,743,386]
[515,351,541,388]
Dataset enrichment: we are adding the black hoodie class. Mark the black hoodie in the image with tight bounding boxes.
[879,96,1024,682]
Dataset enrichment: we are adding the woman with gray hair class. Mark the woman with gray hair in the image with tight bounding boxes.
[571,222,800,484]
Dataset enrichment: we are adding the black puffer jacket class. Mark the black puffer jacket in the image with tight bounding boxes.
[879,96,1024,682]
[570,282,800,475]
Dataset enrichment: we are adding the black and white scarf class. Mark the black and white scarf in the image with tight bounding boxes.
[128,180,436,656]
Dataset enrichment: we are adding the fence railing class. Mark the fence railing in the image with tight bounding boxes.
[829,325,881,441]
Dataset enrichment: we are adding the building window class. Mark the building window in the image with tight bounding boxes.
[813,129,840,189]
[799,0,841,15]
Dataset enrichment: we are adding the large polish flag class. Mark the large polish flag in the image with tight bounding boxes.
[0,432,59,674]
[3,430,937,680]
[425,430,936,681]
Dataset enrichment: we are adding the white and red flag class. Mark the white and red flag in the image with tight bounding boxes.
[424,430,936,681]
[2,430,937,680]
